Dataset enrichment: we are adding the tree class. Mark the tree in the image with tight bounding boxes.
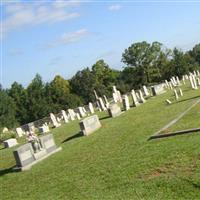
[70,68,96,103]
[26,74,48,122]
[8,82,28,124]
[0,86,17,129]
[122,41,163,84]
[46,75,83,111]
[189,43,200,66]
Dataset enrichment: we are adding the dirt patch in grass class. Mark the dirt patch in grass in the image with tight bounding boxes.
[139,156,200,181]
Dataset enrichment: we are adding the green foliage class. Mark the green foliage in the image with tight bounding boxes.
[26,74,49,122]
[8,82,28,124]
[0,88,17,129]
[0,131,16,143]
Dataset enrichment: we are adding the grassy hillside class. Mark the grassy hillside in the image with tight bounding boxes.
[0,85,200,200]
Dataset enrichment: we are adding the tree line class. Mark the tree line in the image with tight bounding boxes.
[0,41,200,130]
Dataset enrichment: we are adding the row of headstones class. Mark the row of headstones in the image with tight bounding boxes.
[14,81,167,140]
[164,70,200,103]
[165,70,200,90]
[14,103,97,138]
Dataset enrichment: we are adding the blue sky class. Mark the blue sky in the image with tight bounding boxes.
[1,0,200,88]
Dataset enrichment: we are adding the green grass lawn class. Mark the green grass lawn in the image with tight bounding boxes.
[0,84,200,200]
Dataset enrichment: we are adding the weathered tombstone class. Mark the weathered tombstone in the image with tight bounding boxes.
[94,90,99,100]
[174,89,179,100]
[151,84,166,96]
[38,124,49,134]
[108,103,121,118]
[40,134,57,153]
[96,101,102,112]
[61,110,69,123]
[76,113,81,120]
[79,115,101,136]
[139,90,146,103]
[68,109,76,121]
[131,89,140,107]
[103,95,110,108]
[50,113,61,127]
[189,75,195,89]
[98,97,107,111]
[143,85,149,96]
[13,143,35,169]
[182,76,186,85]
[192,75,198,89]
[176,76,181,85]
[179,88,183,96]
[169,82,173,90]
[16,127,25,137]
[78,107,86,118]
[112,92,118,103]
[3,138,18,148]
[197,78,200,86]
[122,95,130,110]
[88,102,94,114]
[165,99,172,105]
[2,127,9,133]
[116,90,122,102]
[165,80,169,88]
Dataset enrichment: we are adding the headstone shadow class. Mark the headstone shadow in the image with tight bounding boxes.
[99,116,110,121]
[174,95,200,104]
[0,166,16,176]
[62,132,83,144]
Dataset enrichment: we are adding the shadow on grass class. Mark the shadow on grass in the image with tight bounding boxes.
[175,95,200,104]
[0,166,15,176]
[62,132,83,144]
[0,147,5,151]
[99,116,110,121]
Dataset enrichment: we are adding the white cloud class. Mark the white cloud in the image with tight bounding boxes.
[1,1,81,38]
[46,29,90,48]
[108,4,121,11]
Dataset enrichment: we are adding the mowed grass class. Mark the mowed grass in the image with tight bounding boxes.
[0,84,200,200]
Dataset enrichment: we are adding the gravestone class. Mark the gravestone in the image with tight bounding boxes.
[112,92,118,103]
[2,127,8,133]
[78,107,86,118]
[174,89,179,100]
[13,143,35,168]
[50,113,61,128]
[13,134,62,171]
[61,110,69,123]
[3,138,18,148]
[79,115,101,136]
[166,99,172,105]
[103,95,110,108]
[38,124,49,133]
[16,127,25,137]
[131,89,140,107]
[88,102,95,114]
[68,109,76,121]
[108,103,121,118]
[151,84,166,96]
[139,90,146,103]
[143,85,149,96]
[179,88,183,96]
[98,97,107,111]
[76,113,81,120]
[122,95,130,110]
[40,134,57,153]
